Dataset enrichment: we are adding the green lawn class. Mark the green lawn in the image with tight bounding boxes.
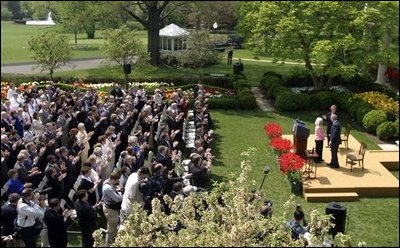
[210,110,399,247]
[1,21,149,64]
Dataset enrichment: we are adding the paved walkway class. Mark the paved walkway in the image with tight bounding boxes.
[1,58,112,74]
[250,87,276,112]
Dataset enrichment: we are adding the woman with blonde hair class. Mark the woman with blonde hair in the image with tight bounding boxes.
[314,117,325,162]
[76,123,94,163]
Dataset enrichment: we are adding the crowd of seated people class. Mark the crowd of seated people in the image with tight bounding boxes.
[1,82,214,247]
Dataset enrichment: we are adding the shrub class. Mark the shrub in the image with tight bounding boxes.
[235,79,251,92]
[272,85,291,100]
[354,91,399,120]
[238,89,257,109]
[262,71,283,80]
[208,98,237,109]
[362,110,387,133]
[335,91,354,111]
[259,76,282,99]
[309,91,337,110]
[394,119,399,138]
[348,98,375,124]
[275,92,310,111]
[281,69,313,87]
[376,121,397,140]
[160,52,179,67]
[264,122,283,139]
[266,80,283,99]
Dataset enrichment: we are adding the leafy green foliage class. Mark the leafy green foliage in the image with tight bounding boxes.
[27,31,72,80]
[376,121,397,140]
[362,110,387,133]
[178,30,222,68]
[275,92,310,111]
[102,25,148,72]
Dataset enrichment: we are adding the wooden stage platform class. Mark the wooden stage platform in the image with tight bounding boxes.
[282,134,399,202]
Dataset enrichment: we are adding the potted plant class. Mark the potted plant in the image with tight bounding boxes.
[270,137,293,157]
[279,152,305,195]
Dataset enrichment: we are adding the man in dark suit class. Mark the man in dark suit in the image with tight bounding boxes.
[75,190,98,247]
[1,193,20,237]
[43,198,68,247]
[322,105,337,146]
[328,114,341,168]
[155,146,174,171]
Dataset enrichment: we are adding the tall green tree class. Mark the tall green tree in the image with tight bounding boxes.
[102,25,148,85]
[353,1,399,84]
[121,1,184,66]
[28,32,72,80]
[237,1,368,91]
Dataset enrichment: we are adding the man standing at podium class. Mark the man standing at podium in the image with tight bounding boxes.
[328,114,341,169]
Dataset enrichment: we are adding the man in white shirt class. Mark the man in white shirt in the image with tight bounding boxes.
[17,188,46,247]
[121,166,150,223]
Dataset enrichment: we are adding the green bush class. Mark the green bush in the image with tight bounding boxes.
[235,79,251,92]
[336,91,354,111]
[309,91,338,110]
[259,76,282,98]
[262,71,283,80]
[275,92,310,111]
[266,80,283,99]
[272,85,291,100]
[281,69,313,87]
[376,121,397,140]
[394,119,399,138]
[238,89,257,109]
[348,98,375,124]
[362,110,387,133]
[208,98,237,109]
[160,52,179,67]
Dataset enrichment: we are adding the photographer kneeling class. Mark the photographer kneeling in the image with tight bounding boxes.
[288,204,310,240]
[16,188,46,247]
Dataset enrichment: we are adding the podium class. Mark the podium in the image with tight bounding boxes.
[292,119,310,158]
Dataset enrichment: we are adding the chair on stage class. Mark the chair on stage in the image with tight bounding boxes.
[341,124,351,150]
[346,142,367,171]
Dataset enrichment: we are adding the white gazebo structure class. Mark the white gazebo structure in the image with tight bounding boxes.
[159,23,190,52]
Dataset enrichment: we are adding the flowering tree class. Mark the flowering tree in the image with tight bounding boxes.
[94,148,362,247]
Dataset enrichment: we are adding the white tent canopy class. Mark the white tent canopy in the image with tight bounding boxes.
[159,23,190,51]
[159,23,190,37]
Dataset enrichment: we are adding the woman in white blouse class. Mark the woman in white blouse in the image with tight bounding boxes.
[76,123,93,163]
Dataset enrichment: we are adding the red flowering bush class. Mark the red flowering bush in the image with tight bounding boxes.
[279,152,305,182]
[270,137,293,155]
[264,122,283,139]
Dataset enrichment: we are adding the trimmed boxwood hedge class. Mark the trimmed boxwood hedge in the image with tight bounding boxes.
[376,121,397,140]
[275,92,310,111]
[362,110,387,133]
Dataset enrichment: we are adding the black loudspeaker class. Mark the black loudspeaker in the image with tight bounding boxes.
[325,201,346,237]
[123,64,131,74]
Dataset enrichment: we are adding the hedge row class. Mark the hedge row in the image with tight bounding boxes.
[1,73,235,89]
[207,79,257,110]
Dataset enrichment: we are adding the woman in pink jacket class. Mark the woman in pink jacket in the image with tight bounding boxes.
[314,117,325,162]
